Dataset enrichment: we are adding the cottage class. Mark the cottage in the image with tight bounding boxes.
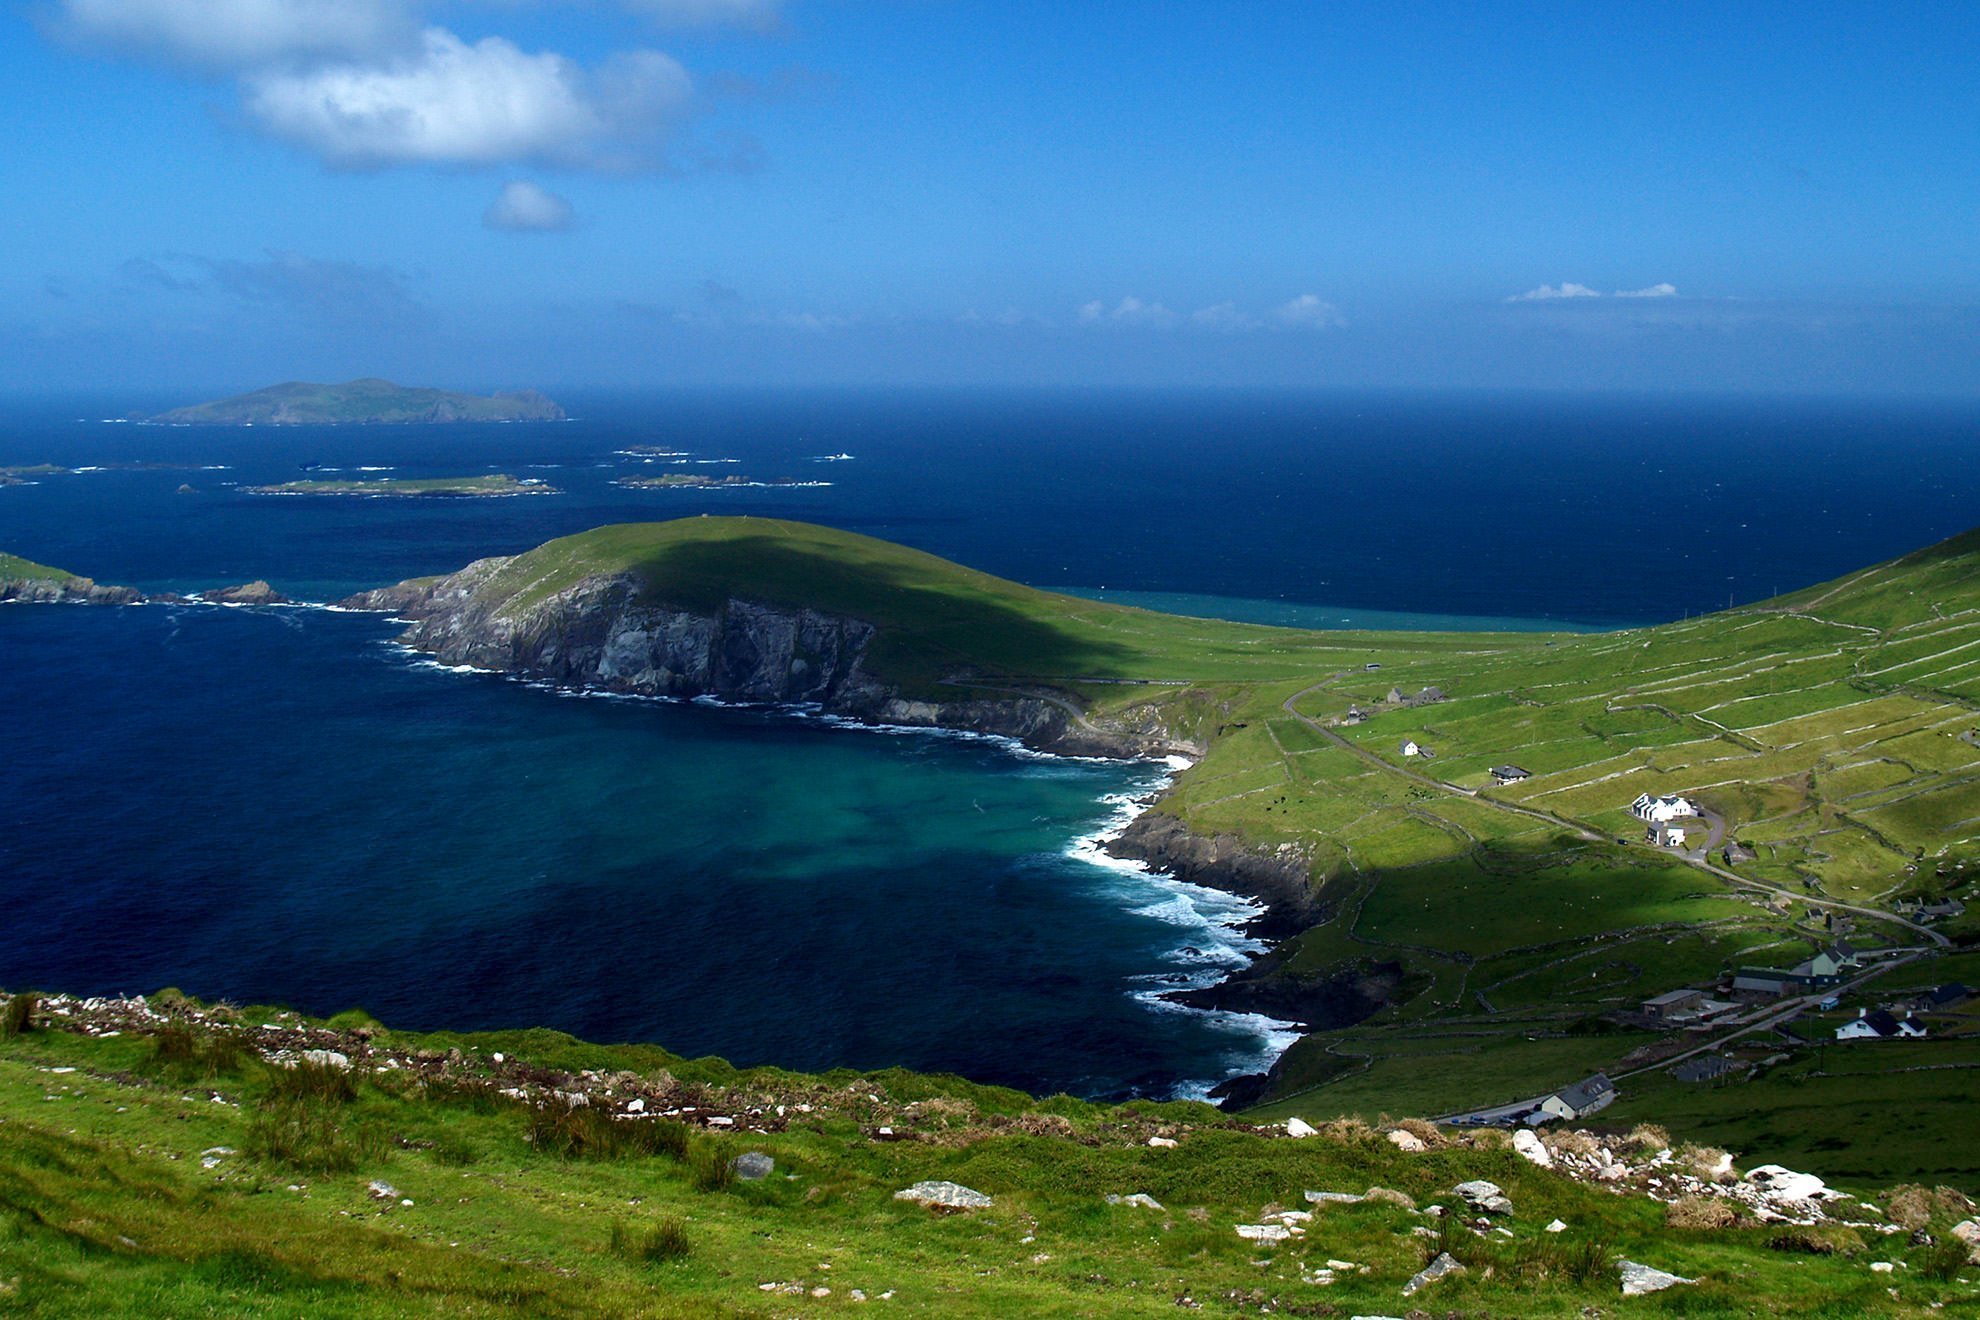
[1834,1009,1927,1041]
[1386,687,1406,705]
[1826,940,1862,969]
[1648,822,1688,848]
[1489,764,1531,786]
[1535,1074,1616,1122]
[1407,686,1446,707]
[1400,739,1422,758]
[1343,705,1366,726]
[1631,792,1699,823]
[1919,983,1972,1011]
[1671,1054,1738,1083]
[1642,988,1708,1021]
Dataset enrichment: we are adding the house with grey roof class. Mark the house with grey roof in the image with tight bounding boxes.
[1535,1074,1616,1122]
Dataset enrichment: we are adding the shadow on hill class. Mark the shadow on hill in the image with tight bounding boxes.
[622,534,1146,685]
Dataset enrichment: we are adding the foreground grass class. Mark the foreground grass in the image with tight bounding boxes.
[4,999,1977,1317]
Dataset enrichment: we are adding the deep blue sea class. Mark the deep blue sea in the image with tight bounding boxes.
[3,388,1977,1097]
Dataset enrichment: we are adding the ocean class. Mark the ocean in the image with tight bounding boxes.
[3,387,1976,1097]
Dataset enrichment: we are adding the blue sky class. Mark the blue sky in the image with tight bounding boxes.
[4,0,1977,393]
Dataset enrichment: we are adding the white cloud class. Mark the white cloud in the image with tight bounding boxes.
[244,28,691,168]
[58,0,413,68]
[484,180,574,231]
[1507,282,1603,303]
[1273,293,1344,329]
[1190,301,1258,332]
[1615,282,1679,298]
[1079,296,1180,328]
[622,0,783,31]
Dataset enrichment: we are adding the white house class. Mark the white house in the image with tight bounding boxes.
[1834,1009,1927,1042]
[1648,822,1687,848]
[1400,739,1422,758]
[1630,792,1698,823]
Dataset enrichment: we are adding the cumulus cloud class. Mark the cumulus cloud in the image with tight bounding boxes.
[484,180,574,231]
[244,29,690,169]
[1506,282,1602,303]
[622,0,783,31]
[1616,282,1679,298]
[57,0,413,68]
[1190,301,1257,332]
[1273,293,1344,329]
[1079,296,1180,328]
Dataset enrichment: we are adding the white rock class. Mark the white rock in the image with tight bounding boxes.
[894,1181,992,1210]
[1105,1193,1165,1210]
[366,1180,398,1200]
[1148,1136,1178,1148]
[1386,1129,1427,1152]
[1870,1261,1895,1273]
[301,1050,349,1070]
[1286,1116,1318,1138]
[1305,1190,1363,1205]
[625,1098,645,1113]
[1513,1129,1553,1168]
[1546,1219,1567,1233]
[1744,1164,1830,1202]
[1402,1252,1465,1296]
[1619,1261,1695,1296]
[1235,1224,1293,1244]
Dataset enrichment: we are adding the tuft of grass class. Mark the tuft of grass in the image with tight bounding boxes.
[689,1143,736,1193]
[147,1024,247,1079]
[245,1102,387,1174]
[0,993,37,1039]
[1665,1195,1742,1229]
[524,1102,689,1163]
[264,1059,359,1105]
[1917,1238,1973,1281]
[608,1216,691,1265]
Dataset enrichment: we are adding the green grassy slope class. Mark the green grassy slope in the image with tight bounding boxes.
[0,553,82,583]
[4,994,1974,1318]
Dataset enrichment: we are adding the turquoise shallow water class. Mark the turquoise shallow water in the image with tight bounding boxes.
[0,603,1288,1099]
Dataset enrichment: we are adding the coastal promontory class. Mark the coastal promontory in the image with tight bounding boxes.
[144,379,566,426]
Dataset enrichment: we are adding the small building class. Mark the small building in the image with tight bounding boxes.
[1642,988,1708,1021]
[1918,983,1972,1011]
[1342,705,1366,726]
[1731,966,1799,998]
[1489,764,1531,786]
[1400,739,1422,758]
[1386,686,1406,705]
[1648,822,1688,848]
[1670,1054,1737,1083]
[1536,1073,1616,1122]
[1407,686,1446,707]
[1826,940,1862,969]
[1631,792,1699,823]
[1723,841,1757,865]
[1835,1009,1927,1042]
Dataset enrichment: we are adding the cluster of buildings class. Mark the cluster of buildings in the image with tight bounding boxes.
[1630,792,1701,849]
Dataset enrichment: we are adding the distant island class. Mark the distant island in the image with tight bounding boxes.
[144,379,566,426]
[613,474,826,490]
[249,474,557,498]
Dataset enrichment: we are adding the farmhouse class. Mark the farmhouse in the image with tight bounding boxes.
[1386,687,1406,704]
[1489,764,1531,786]
[1400,739,1422,758]
[1630,793,1698,823]
[1535,1073,1616,1122]
[1915,983,1971,1012]
[1648,822,1688,849]
[1406,686,1446,707]
[1835,1009,1927,1041]
[1642,988,1708,1021]
[1730,966,1800,998]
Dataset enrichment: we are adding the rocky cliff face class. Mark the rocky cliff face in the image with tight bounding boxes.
[1105,810,1328,943]
[0,576,143,605]
[338,559,1179,759]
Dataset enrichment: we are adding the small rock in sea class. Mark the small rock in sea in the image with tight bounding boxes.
[1285,1116,1317,1138]
[1386,1129,1427,1152]
[894,1181,992,1211]
[1402,1251,1466,1296]
[1619,1260,1695,1295]
[732,1151,776,1181]
[1105,1193,1164,1211]
[176,483,197,495]
[204,580,289,606]
[1513,1128,1553,1168]
[302,1050,350,1070]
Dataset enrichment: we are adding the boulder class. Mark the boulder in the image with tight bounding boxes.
[731,1152,775,1181]
[301,1050,350,1070]
[1951,1218,1980,1262]
[894,1180,992,1210]
[1402,1251,1466,1296]
[1386,1128,1426,1152]
[1147,1136,1178,1148]
[1619,1261,1694,1296]
[1105,1193,1164,1210]
[1285,1116,1317,1138]
[1234,1224,1293,1244]
[1454,1180,1513,1215]
[1513,1128,1553,1168]
[1744,1165,1830,1203]
[206,580,290,605]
